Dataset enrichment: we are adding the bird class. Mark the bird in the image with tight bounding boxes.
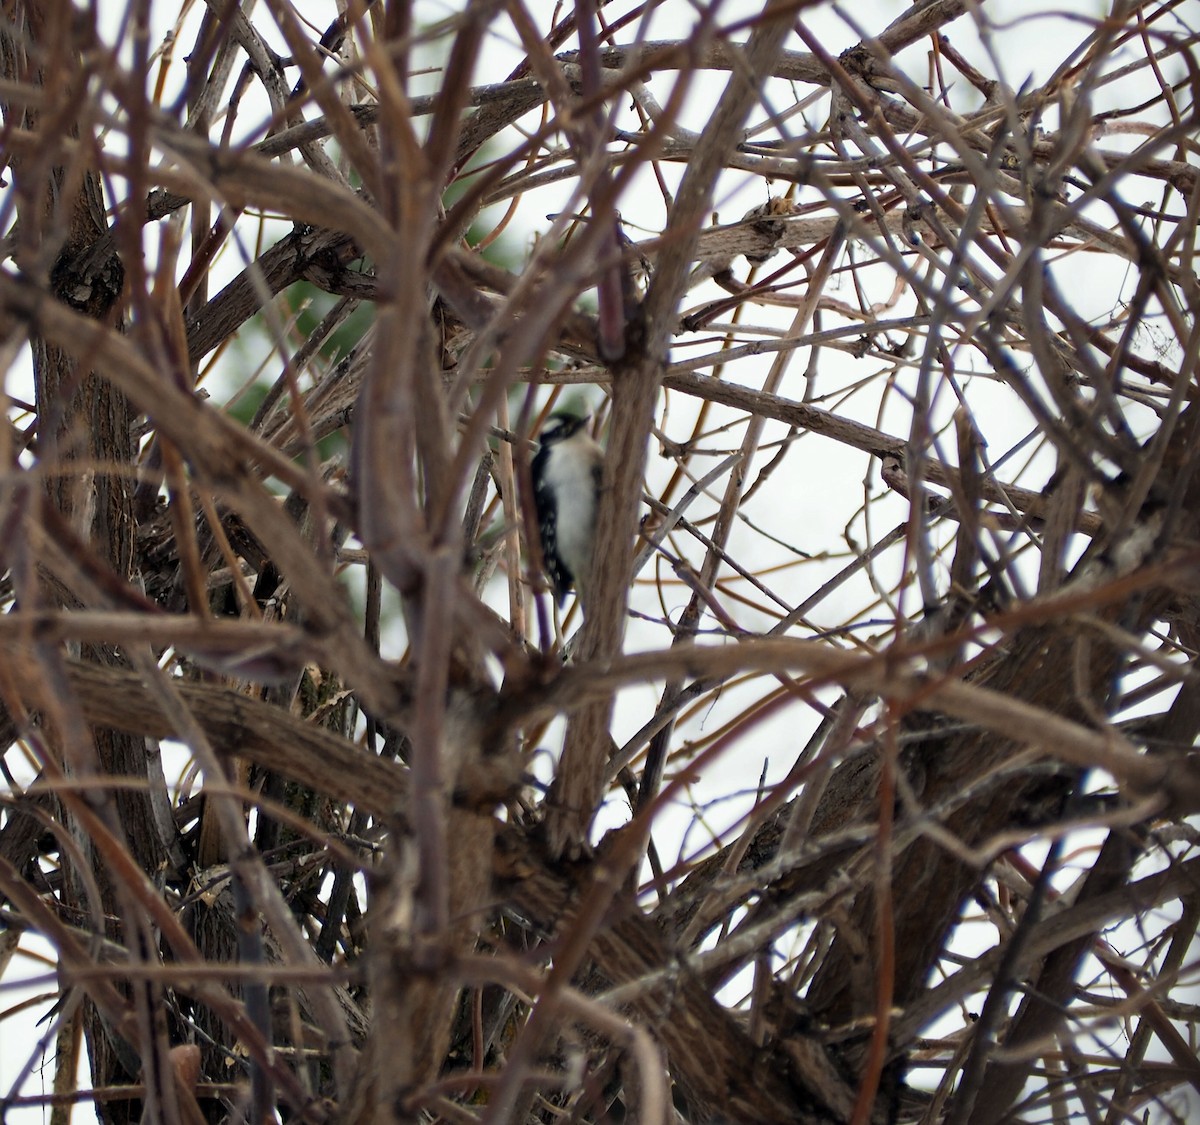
[532,410,603,609]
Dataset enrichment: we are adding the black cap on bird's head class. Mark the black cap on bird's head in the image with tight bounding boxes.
[539,411,591,445]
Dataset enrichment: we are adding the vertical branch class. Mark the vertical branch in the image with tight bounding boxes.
[545,3,797,857]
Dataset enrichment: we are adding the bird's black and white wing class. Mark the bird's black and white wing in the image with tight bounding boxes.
[533,440,573,603]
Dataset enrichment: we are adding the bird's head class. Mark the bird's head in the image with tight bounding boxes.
[539,411,591,446]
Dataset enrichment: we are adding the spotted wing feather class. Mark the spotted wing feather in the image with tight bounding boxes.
[532,442,573,603]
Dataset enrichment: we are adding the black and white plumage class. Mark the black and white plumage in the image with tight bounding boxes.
[532,411,603,607]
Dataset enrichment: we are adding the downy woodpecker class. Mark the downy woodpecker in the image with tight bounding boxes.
[532,411,603,608]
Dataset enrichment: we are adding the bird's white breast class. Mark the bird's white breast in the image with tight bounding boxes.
[542,441,599,580]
